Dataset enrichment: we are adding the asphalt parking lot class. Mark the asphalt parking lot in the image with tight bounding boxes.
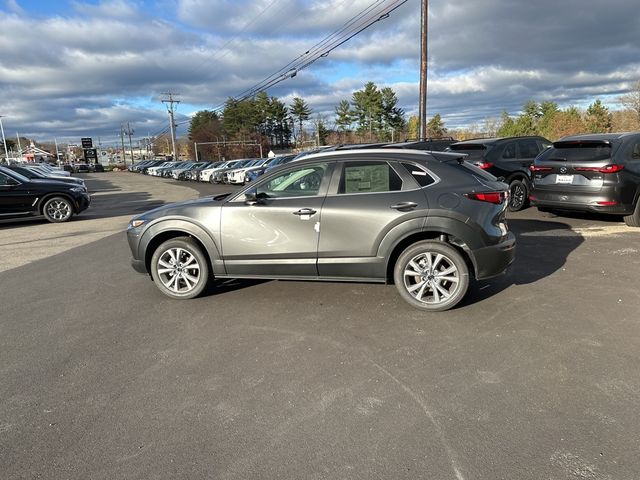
[1,173,639,480]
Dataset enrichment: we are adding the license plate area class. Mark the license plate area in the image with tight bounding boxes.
[556,174,574,184]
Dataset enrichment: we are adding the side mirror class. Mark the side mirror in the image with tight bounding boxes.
[245,190,258,205]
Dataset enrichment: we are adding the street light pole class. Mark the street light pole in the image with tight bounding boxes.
[0,116,8,163]
[418,0,429,140]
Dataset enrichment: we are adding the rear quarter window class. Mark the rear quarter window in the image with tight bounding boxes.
[400,162,435,187]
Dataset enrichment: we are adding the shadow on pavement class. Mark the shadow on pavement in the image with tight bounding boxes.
[461,218,584,307]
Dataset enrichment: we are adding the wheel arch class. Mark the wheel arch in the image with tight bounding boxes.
[38,192,77,214]
[140,220,223,276]
[383,220,479,283]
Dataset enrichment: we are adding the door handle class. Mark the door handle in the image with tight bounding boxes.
[390,202,418,210]
[293,208,317,216]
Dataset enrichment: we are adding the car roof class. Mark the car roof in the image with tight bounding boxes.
[559,132,639,142]
[452,136,546,146]
[287,148,464,164]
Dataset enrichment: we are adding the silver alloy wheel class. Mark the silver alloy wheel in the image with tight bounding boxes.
[156,247,201,294]
[403,251,460,305]
[46,200,72,221]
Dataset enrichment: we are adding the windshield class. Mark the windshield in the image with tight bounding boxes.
[543,141,614,162]
[1,167,30,183]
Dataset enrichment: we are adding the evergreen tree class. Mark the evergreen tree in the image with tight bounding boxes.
[351,82,383,139]
[335,99,354,134]
[426,114,447,137]
[290,97,312,145]
[585,99,612,133]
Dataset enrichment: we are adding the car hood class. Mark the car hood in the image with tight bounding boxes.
[132,193,232,221]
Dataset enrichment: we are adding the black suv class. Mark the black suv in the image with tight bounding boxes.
[0,166,91,223]
[530,132,640,227]
[127,149,515,311]
[448,136,552,211]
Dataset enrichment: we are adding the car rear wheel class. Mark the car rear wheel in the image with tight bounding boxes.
[508,178,529,212]
[393,241,469,312]
[623,200,640,227]
[42,197,74,223]
[150,237,210,299]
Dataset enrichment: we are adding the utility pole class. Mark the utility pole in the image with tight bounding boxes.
[0,116,8,163]
[161,93,180,161]
[419,0,428,140]
[120,124,127,165]
[16,132,22,160]
[54,138,60,165]
[124,122,135,165]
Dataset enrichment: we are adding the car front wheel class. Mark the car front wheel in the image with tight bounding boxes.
[393,241,469,312]
[150,237,210,299]
[42,196,74,223]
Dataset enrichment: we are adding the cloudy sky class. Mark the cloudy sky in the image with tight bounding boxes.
[1,0,639,145]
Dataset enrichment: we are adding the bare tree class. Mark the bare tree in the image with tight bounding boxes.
[619,80,640,127]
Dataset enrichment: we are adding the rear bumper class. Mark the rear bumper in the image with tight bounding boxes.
[531,189,634,215]
[472,232,516,280]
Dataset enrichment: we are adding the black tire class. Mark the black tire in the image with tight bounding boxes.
[150,237,211,299]
[42,196,74,223]
[508,178,529,212]
[393,241,469,312]
[623,200,640,227]
[209,175,216,184]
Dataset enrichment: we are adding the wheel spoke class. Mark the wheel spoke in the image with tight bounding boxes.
[404,269,422,277]
[158,268,174,275]
[182,274,193,290]
[438,275,459,283]
[432,283,440,303]
[158,259,172,269]
[408,260,421,273]
[418,282,430,301]
[432,254,444,270]
[183,273,199,285]
[407,280,425,293]
[434,282,452,300]
[183,254,196,267]
[439,265,457,276]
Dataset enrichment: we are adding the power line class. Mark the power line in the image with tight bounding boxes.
[210,0,409,112]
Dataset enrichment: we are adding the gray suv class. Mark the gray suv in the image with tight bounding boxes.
[127,149,516,311]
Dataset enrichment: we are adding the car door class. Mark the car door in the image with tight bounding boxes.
[317,159,429,279]
[0,171,33,216]
[220,161,334,277]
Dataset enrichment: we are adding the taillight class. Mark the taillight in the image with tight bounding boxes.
[529,165,552,172]
[475,162,494,170]
[575,164,624,174]
[466,192,507,204]
[597,201,618,206]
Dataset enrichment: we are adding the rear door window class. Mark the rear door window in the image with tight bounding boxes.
[339,162,403,194]
[501,142,516,159]
[519,140,540,158]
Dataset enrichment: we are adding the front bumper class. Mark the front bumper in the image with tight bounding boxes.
[471,232,516,280]
[75,193,91,213]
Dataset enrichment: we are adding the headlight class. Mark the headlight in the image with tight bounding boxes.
[129,219,146,229]
[71,186,87,193]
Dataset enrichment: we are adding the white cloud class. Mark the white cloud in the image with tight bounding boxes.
[0,0,639,141]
